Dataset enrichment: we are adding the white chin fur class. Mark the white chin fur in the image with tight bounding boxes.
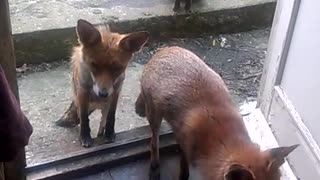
[108,87,114,96]
[93,84,114,97]
[93,84,100,96]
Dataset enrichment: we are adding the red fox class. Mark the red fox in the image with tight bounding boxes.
[135,46,298,180]
[55,19,149,147]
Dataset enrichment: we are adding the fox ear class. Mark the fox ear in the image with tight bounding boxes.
[264,144,299,171]
[76,19,101,46]
[119,31,150,53]
[224,164,255,180]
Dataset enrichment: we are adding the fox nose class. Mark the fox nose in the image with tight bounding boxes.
[98,89,108,97]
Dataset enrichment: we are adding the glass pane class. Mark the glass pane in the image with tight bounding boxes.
[8,0,273,168]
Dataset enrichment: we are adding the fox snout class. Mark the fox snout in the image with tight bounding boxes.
[93,84,113,98]
[90,72,115,98]
[92,83,114,98]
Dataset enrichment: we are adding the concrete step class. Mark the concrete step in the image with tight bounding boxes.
[10,0,276,66]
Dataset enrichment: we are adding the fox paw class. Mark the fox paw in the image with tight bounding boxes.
[80,135,94,148]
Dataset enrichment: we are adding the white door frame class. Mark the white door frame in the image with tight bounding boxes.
[257,0,320,179]
[257,0,300,113]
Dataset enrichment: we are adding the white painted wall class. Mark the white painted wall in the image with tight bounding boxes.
[281,0,320,146]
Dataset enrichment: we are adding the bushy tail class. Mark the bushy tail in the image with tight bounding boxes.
[55,101,79,127]
[135,93,146,117]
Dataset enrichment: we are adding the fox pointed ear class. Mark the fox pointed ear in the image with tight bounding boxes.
[76,19,101,46]
[224,164,255,180]
[119,31,150,53]
[265,144,299,171]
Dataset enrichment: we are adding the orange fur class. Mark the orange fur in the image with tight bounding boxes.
[56,19,149,147]
[135,46,298,180]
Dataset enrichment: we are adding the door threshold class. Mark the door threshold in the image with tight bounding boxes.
[241,101,298,180]
[26,123,178,180]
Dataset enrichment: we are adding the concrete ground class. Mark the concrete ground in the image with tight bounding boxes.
[18,28,270,166]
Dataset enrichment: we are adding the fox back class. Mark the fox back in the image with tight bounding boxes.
[137,46,298,180]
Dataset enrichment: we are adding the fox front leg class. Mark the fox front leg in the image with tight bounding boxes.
[104,92,119,143]
[78,92,94,147]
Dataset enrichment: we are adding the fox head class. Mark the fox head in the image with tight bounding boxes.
[76,19,149,97]
[220,144,299,180]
